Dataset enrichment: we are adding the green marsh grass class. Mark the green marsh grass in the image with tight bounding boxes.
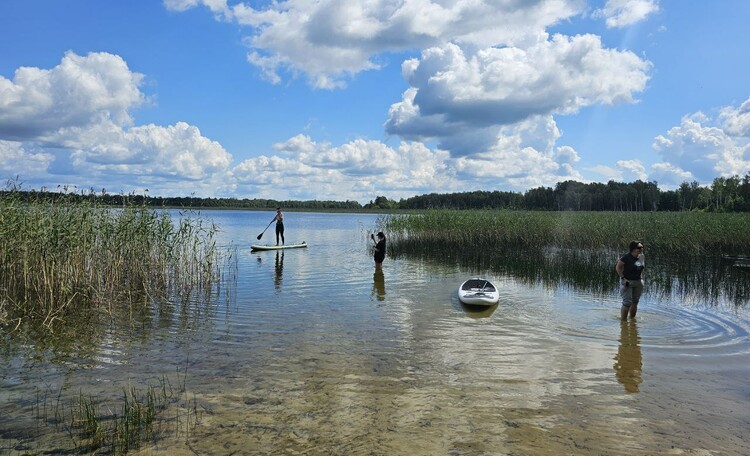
[0,187,222,330]
[383,209,750,254]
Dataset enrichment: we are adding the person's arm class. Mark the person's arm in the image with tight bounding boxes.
[615,259,626,280]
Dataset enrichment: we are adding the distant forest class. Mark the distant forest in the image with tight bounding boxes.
[5,173,750,212]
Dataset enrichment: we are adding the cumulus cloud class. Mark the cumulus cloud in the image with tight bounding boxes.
[63,121,232,179]
[649,162,694,188]
[616,159,648,181]
[163,0,231,20]
[230,115,585,201]
[653,109,750,182]
[451,116,583,190]
[174,0,584,88]
[0,51,145,141]
[232,135,453,201]
[152,0,665,199]
[588,97,750,189]
[594,0,660,28]
[719,96,750,137]
[0,52,233,196]
[0,140,55,181]
[386,37,650,154]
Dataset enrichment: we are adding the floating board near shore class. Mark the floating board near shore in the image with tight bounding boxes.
[251,241,307,251]
[458,278,500,306]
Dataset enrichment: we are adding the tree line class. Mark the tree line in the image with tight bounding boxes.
[5,173,750,212]
[1,187,361,210]
[372,174,750,212]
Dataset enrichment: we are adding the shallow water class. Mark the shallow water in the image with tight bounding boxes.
[2,210,749,455]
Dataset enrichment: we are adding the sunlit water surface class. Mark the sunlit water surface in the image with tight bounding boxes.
[2,210,749,455]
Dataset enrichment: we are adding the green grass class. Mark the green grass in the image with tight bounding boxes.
[382,210,750,254]
[0,187,223,331]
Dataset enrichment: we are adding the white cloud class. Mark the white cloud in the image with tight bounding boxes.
[649,162,694,188]
[386,37,650,153]
[586,160,653,185]
[64,121,232,179]
[719,96,750,137]
[232,135,453,202]
[163,0,231,20]
[179,0,584,88]
[594,0,660,28]
[0,51,145,142]
[451,116,583,190]
[616,159,648,181]
[230,116,587,202]
[652,110,750,182]
[0,52,234,196]
[586,164,623,182]
[0,140,55,180]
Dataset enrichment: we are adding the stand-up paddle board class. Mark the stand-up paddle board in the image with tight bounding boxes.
[251,241,307,251]
[458,277,500,306]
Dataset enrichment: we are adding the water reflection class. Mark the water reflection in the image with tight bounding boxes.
[372,269,385,301]
[461,302,498,319]
[390,246,750,307]
[275,250,284,292]
[3,211,750,455]
[613,321,643,393]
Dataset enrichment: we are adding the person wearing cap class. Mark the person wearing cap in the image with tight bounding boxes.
[274,207,285,245]
[615,241,645,320]
[370,231,386,269]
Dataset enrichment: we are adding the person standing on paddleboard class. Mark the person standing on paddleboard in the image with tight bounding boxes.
[615,241,645,321]
[275,207,285,245]
[371,232,386,269]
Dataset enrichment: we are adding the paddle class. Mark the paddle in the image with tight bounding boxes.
[256,217,276,240]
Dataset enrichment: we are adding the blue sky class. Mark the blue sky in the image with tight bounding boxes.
[1,0,749,204]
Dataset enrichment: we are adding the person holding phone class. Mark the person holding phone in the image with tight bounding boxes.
[615,241,645,320]
[371,232,386,269]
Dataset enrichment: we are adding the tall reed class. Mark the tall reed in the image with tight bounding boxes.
[383,209,750,254]
[0,186,222,330]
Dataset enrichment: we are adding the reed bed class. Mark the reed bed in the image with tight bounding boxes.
[0,189,222,330]
[383,210,750,254]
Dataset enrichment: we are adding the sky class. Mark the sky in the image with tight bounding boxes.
[1,0,749,204]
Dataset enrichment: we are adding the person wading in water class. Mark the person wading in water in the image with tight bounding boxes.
[615,241,645,320]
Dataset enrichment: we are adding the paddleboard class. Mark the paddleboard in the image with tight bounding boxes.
[251,241,307,251]
[458,277,500,306]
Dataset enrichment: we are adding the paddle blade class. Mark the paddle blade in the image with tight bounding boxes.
[257,233,263,240]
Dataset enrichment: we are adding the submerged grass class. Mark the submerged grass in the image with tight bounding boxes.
[383,209,750,254]
[0,186,222,331]
[33,370,200,455]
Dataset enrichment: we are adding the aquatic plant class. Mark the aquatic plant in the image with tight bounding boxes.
[35,372,199,455]
[0,183,222,331]
[383,209,750,254]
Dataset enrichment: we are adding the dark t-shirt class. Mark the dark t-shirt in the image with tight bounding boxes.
[620,253,644,280]
[374,239,386,262]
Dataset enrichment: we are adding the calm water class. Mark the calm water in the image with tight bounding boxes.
[2,210,750,455]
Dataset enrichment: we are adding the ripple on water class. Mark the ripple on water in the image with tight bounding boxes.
[638,304,750,356]
[549,292,750,357]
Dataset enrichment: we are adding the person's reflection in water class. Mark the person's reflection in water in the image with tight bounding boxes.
[372,269,386,302]
[613,320,643,393]
[274,250,284,292]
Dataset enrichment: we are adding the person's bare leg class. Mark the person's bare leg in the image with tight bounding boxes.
[621,305,629,321]
[629,303,638,319]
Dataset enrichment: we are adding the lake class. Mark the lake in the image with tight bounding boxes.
[2,210,749,455]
